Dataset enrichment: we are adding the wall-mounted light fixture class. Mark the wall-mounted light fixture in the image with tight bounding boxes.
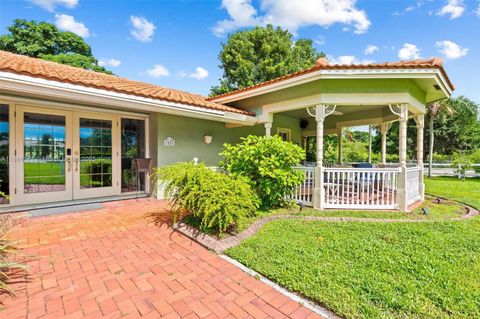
[204,134,213,144]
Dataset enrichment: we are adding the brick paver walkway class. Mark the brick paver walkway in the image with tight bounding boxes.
[0,198,323,318]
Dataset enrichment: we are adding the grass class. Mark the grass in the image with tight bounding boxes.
[226,177,480,319]
[425,176,480,209]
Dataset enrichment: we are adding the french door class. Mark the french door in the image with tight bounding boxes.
[15,106,120,205]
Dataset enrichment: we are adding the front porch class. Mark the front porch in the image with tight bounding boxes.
[272,103,426,211]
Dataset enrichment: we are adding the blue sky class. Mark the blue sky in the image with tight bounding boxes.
[1,0,479,103]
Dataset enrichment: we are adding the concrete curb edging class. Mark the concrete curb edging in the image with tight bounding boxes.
[173,204,479,254]
[220,254,342,319]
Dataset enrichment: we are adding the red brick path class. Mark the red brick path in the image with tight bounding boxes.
[0,198,323,318]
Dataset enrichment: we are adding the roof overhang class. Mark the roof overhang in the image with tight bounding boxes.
[0,71,257,125]
[210,68,453,105]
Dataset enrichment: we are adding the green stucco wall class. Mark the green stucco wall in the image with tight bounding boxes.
[156,113,303,166]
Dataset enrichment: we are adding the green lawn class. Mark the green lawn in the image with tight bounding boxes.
[425,176,480,209]
[226,177,480,319]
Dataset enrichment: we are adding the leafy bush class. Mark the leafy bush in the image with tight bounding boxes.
[452,152,473,180]
[1,215,29,294]
[430,153,451,163]
[153,162,259,233]
[220,135,305,209]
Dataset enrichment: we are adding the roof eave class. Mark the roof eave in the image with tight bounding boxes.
[0,71,258,125]
[210,67,455,104]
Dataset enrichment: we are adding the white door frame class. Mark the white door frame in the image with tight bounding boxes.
[0,97,150,208]
[72,111,121,200]
[14,105,73,205]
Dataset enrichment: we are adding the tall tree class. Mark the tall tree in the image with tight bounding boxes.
[211,25,324,96]
[0,19,111,74]
[426,99,454,177]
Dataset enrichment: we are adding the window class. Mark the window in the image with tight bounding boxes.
[121,118,146,192]
[277,127,291,142]
[0,105,8,203]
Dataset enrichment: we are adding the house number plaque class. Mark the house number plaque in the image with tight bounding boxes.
[163,137,176,147]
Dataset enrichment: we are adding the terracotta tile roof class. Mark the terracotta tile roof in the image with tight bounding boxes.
[0,50,254,116]
[208,57,454,101]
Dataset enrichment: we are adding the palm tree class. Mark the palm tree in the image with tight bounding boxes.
[427,99,454,177]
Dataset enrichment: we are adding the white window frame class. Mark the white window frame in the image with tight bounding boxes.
[277,127,291,142]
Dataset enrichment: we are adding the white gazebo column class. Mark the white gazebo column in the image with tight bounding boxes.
[415,114,425,200]
[398,105,409,211]
[337,127,343,163]
[264,122,272,137]
[380,123,391,165]
[368,125,372,164]
[307,104,336,210]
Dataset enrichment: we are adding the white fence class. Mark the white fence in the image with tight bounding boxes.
[291,166,315,206]
[324,167,400,209]
[291,167,401,209]
[406,166,422,205]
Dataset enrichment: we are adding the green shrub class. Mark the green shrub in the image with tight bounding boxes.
[431,153,451,163]
[452,152,473,180]
[153,162,259,234]
[220,135,305,209]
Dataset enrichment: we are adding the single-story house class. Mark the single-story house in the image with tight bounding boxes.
[0,51,453,211]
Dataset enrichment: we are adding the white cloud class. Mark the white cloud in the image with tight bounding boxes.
[436,40,468,59]
[130,16,156,42]
[54,14,90,38]
[476,3,480,16]
[30,0,78,12]
[188,67,209,80]
[314,36,326,45]
[146,65,169,77]
[398,43,421,60]
[98,58,121,67]
[213,0,371,36]
[393,1,423,16]
[436,0,465,19]
[328,55,374,65]
[364,44,379,55]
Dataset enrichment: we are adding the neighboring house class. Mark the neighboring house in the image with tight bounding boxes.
[0,51,453,211]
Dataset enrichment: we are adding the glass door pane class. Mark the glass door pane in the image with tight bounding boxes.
[79,118,112,188]
[0,105,9,204]
[121,118,145,192]
[23,112,66,193]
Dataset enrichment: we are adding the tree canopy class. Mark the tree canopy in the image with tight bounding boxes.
[0,19,111,74]
[210,25,324,96]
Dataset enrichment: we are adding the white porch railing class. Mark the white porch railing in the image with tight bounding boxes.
[324,167,400,209]
[292,166,402,209]
[291,166,315,206]
[406,166,422,205]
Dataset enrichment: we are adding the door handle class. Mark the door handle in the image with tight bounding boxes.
[66,157,72,172]
[75,157,79,172]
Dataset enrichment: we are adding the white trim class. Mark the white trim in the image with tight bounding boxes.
[261,92,425,116]
[0,72,257,125]
[2,95,149,119]
[276,127,291,141]
[211,68,452,103]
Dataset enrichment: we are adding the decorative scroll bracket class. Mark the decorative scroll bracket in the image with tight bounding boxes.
[306,104,337,121]
[389,104,408,121]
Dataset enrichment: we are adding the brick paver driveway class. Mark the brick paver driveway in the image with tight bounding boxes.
[1,198,323,318]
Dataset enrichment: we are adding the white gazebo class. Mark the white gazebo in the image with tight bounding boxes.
[210,57,454,211]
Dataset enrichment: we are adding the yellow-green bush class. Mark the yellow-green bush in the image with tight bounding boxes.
[153,162,259,233]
